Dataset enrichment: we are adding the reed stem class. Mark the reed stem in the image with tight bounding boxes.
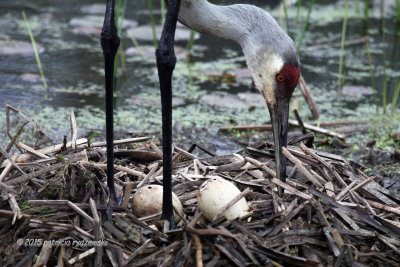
[296,0,315,52]
[380,1,387,114]
[392,80,400,113]
[338,0,349,90]
[365,41,378,113]
[148,0,158,48]
[22,11,48,90]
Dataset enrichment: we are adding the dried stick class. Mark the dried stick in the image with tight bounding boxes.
[149,140,163,157]
[17,142,51,159]
[298,75,320,119]
[366,200,400,216]
[0,121,29,167]
[1,138,88,167]
[174,146,199,160]
[70,111,77,150]
[90,137,149,147]
[282,147,323,188]
[244,157,276,177]
[299,143,347,187]
[271,178,312,200]
[212,187,251,222]
[68,248,96,265]
[0,153,22,182]
[34,243,52,267]
[67,201,94,223]
[194,235,203,267]
[80,162,146,178]
[289,120,346,140]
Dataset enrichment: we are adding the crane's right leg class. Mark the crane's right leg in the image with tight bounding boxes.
[101,0,120,204]
[156,0,181,229]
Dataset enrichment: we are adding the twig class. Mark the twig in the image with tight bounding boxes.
[70,111,77,150]
[68,248,96,265]
[289,120,346,140]
[194,235,203,267]
[282,147,323,188]
[212,187,251,222]
[299,142,347,187]
[271,178,312,200]
[90,137,149,147]
[80,162,146,178]
[0,153,24,182]
[17,142,51,159]
[298,75,320,119]
[67,201,94,223]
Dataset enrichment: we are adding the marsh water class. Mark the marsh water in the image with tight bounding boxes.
[0,0,399,153]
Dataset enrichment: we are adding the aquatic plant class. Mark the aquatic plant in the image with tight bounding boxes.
[392,80,400,113]
[161,0,166,23]
[380,2,388,114]
[338,0,349,90]
[397,0,400,19]
[148,0,158,48]
[355,0,360,15]
[365,41,378,113]
[22,11,48,90]
[363,0,371,18]
[282,1,290,35]
[296,0,302,28]
[296,0,315,52]
[114,0,128,78]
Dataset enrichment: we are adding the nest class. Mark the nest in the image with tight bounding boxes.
[0,105,400,266]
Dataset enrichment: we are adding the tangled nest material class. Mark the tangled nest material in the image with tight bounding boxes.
[0,105,400,266]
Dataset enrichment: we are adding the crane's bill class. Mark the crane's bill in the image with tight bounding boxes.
[268,100,290,183]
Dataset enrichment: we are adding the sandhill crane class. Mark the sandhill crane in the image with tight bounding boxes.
[101,0,300,228]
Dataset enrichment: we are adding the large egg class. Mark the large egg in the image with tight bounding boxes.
[198,177,250,222]
[132,184,184,224]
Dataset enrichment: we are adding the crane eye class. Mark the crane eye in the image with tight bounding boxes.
[276,73,285,83]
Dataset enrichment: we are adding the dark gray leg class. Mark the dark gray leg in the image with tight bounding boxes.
[101,0,120,203]
[156,0,181,229]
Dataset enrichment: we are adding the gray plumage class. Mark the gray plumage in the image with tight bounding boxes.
[178,0,299,104]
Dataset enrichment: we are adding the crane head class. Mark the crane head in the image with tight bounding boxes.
[247,46,300,182]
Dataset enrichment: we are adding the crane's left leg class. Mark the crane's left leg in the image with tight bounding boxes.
[156,0,181,229]
[101,0,120,204]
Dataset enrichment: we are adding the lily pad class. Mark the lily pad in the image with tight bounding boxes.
[0,39,44,56]
[20,73,42,83]
[130,95,186,108]
[80,4,107,15]
[125,45,188,61]
[342,85,375,96]
[70,15,137,36]
[127,24,193,42]
[200,93,265,109]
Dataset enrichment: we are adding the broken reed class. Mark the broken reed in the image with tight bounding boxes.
[338,0,349,90]
[22,11,48,90]
[114,0,128,79]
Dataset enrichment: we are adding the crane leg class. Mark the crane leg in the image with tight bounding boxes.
[101,0,120,204]
[156,0,181,229]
